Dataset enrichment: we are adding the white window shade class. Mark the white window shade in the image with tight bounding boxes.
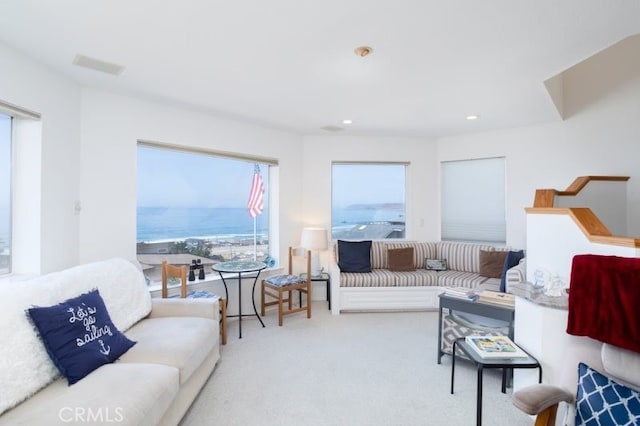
[441,157,506,243]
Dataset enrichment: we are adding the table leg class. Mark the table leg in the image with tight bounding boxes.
[238,273,243,338]
[250,272,265,328]
[216,272,230,308]
[501,369,507,393]
[450,340,457,394]
[327,277,331,310]
[437,306,444,364]
[477,366,484,426]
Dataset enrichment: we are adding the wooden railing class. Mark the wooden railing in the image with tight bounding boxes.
[528,175,640,248]
[533,176,630,208]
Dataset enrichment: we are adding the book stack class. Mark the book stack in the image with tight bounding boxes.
[465,335,528,358]
[443,286,477,300]
[477,290,515,307]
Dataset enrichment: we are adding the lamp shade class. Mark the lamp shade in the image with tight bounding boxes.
[300,227,328,250]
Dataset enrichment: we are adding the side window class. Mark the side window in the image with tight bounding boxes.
[331,163,406,240]
[136,143,270,283]
[0,113,11,275]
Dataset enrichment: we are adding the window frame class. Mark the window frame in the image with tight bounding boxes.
[135,140,277,284]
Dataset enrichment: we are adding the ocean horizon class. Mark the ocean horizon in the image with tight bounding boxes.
[137,205,405,243]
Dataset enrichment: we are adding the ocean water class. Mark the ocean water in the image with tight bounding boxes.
[137,207,269,242]
[137,206,405,242]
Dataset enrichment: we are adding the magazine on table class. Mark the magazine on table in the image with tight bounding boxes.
[464,335,528,358]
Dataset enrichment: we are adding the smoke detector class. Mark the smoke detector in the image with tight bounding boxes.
[354,46,373,57]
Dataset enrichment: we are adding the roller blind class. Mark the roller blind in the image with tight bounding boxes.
[441,157,506,243]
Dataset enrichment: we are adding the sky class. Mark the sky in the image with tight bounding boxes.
[138,145,406,209]
[137,145,267,208]
[331,163,405,209]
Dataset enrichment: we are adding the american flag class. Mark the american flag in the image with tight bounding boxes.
[247,164,264,218]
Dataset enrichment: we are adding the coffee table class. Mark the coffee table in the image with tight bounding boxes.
[450,337,542,426]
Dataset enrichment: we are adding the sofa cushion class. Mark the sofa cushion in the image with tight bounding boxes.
[437,270,488,288]
[338,240,372,273]
[0,258,150,415]
[119,316,217,385]
[370,241,388,269]
[388,247,415,271]
[0,363,178,426]
[27,289,136,385]
[392,270,440,286]
[438,242,495,273]
[479,250,508,279]
[340,269,398,287]
[575,362,640,425]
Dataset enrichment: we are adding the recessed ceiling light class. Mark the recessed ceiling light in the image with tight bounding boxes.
[342,119,353,125]
[466,115,479,120]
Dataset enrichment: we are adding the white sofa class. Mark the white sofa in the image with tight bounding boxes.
[0,258,220,426]
[329,240,525,314]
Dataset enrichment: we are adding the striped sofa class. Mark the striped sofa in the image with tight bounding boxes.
[328,241,525,314]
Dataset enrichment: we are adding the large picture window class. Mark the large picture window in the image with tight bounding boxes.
[136,142,271,283]
[441,157,506,243]
[331,163,406,240]
[0,113,11,275]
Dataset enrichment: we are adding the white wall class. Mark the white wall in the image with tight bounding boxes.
[437,35,640,249]
[78,89,303,266]
[0,42,81,274]
[555,180,628,236]
[2,33,639,276]
[526,213,639,287]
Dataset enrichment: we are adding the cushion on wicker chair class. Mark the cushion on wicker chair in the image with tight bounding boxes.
[265,274,305,287]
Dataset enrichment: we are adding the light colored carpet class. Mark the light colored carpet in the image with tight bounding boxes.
[180,302,533,426]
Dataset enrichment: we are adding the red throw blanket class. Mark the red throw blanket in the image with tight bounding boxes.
[567,254,640,353]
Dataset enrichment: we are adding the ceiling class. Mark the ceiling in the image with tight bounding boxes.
[1,1,639,138]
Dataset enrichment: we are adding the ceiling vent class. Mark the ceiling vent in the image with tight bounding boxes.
[72,54,125,75]
[321,125,344,132]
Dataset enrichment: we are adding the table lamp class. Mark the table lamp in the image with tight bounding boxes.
[300,227,328,276]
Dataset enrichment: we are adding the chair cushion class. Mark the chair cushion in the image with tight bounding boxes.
[602,343,640,389]
[265,274,305,287]
[27,289,136,385]
[576,362,640,425]
[168,290,220,300]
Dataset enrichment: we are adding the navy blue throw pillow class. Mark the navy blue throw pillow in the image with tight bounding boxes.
[576,362,640,425]
[27,289,136,385]
[338,240,372,273]
[500,250,525,292]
